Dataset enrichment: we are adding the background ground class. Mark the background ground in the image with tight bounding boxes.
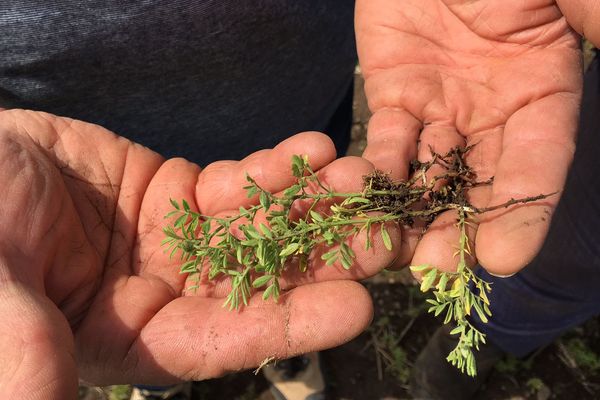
[82,47,598,400]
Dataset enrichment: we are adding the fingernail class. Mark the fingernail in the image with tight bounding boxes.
[488,271,516,278]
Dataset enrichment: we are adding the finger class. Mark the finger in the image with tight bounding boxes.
[196,132,337,215]
[410,127,502,273]
[385,223,426,271]
[283,158,401,284]
[362,111,431,269]
[0,281,78,399]
[557,0,600,47]
[120,280,373,383]
[476,92,579,276]
[406,123,466,272]
[409,210,466,275]
[135,158,202,293]
[287,156,374,218]
[102,141,164,278]
[417,124,465,185]
[362,108,421,181]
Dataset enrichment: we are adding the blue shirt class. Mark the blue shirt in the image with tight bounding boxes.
[0,1,356,164]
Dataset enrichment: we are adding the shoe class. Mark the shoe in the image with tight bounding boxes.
[129,383,191,400]
[262,352,327,400]
[409,324,504,400]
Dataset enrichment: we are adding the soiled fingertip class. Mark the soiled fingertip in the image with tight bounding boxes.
[272,131,337,171]
[195,160,237,214]
[363,108,421,181]
[316,156,375,192]
[410,210,467,274]
[285,280,374,352]
[476,243,538,278]
[475,206,552,276]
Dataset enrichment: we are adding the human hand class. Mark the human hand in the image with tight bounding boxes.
[556,0,600,47]
[0,110,393,399]
[356,0,582,275]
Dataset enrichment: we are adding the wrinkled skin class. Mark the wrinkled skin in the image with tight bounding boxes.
[0,109,400,400]
[357,0,586,276]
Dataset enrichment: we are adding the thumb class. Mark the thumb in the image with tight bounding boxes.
[0,277,78,400]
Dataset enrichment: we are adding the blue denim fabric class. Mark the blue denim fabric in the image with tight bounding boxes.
[473,55,600,357]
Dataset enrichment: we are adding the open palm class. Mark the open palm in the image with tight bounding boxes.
[0,110,384,399]
[357,0,582,275]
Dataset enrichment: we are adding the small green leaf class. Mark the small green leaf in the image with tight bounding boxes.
[410,264,431,272]
[174,214,187,229]
[479,285,490,305]
[263,284,274,300]
[449,326,464,336]
[380,224,392,251]
[201,220,211,235]
[340,257,352,270]
[182,199,191,212]
[252,275,272,288]
[321,249,337,260]
[283,184,301,197]
[236,246,243,264]
[420,268,438,292]
[322,231,335,244]
[170,198,180,210]
[449,278,463,297]
[364,223,372,251]
[309,210,324,222]
[259,223,273,239]
[325,254,338,266]
[341,242,356,259]
[243,225,263,240]
[279,242,300,257]
[344,197,371,205]
[246,185,258,198]
[434,303,448,317]
[472,300,489,323]
[291,154,305,177]
[164,210,179,219]
[444,307,454,324]
[180,259,198,273]
[299,254,308,272]
[436,273,449,292]
[260,191,271,210]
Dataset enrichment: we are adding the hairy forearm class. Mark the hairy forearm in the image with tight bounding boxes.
[557,0,600,47]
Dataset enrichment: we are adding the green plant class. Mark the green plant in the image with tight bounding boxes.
[409,209,491,377]
[163,148,550,376]
[525,377,546,396]
[106,385,132,400]
[564,338,600,373]
[495,354,534,374]
[368,316,411,384]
